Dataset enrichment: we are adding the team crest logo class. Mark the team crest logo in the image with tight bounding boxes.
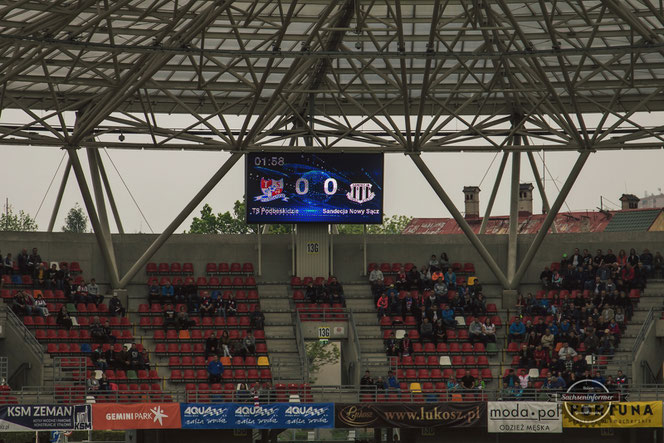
[346,183,375,204]
[255,178,289,202]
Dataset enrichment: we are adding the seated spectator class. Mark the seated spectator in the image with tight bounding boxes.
[90,317,106,342]
[242,331,256,356]
[508,317,526,341]
[33,293,48,317]
[56,306,73,330]
[461,372,475,390]
[74,279,90,304]
[468,318,484,344]
[13,290,34,316]
[427,254,440,273]
[139,349,151,371]
[148,282,160,305]
[163,304,177,331]
[384,331,398,356]
[502,368,519,387]
[109,293,126,317]
[482,318,496,343]
[558,342,577,360]
[540,267,552,288]
[399,336,413,358]
[305,282,319,304]
[207,355,224,384]
[250,307,265,330]
[384,370,399,390]
[199,293,215,317]
[326,276,345,304]
[220,330,232,357]
[615,370,628,389]
[433,319,447,344]
[433,280,448,298]
[654,251,663,278]
[441,305,456,328]
[128,343,142,370]
[205,332,220,360]
[160,281,174,304]
[360,370,375,392]
[98,373,110,391]
[88,278,102,305]
[2,253,13,275]
[86,374,99,393]
[176,306,194,330]
[224,294,238,317]
[444,268,456,289]
[0,378,10,393]
[91,347,108,371]
[34,263,46,288]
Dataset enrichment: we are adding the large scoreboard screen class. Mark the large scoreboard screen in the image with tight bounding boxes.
[245,152,384,224]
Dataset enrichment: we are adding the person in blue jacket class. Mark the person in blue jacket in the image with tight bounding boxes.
[207,355,224,383]
[509,317,526,341]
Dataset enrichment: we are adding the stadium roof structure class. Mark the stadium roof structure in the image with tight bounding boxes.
[2,0,664,291]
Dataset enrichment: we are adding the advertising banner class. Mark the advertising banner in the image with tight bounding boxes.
[180,403,334,429]
[487,402,562,433]
[335,403,485,428]
[0,405,91,432]
[91,403,181,430]
[563,401,662,428]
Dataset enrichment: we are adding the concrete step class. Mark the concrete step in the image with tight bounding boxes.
[257,285,289,299]
[260,298,292,311]
[343,285,372,298]
[266,339,299,353]
[264,325,295,338]
[265,312,294,325]
[356,325,382,336]
[346,299,375,311]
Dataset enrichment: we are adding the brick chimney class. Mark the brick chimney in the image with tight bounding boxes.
[619,193,640,210]
[463,186,480,218]
[518,183,534,215]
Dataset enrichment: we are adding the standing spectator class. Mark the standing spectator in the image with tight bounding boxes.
[205,332,220,360]
[27,248,41,276]
[17,249,29,275]
[376,293,388,319]
[163,304,178,331]
[2,253,13,275]
[369,267,384,301]
[109,293,126,317]
[207,355,224,383]
[654,251,663,278]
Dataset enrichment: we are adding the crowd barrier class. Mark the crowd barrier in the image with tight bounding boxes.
[0,399,662,432]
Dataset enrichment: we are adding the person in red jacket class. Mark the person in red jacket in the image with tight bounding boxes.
[376,293,388,319]
[621,264,635,290]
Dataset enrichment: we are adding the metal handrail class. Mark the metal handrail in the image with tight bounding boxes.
[346,310,363,385]
[2,305,44,363]
[292,310,309,383]
[632,307,654,355]
[5,384,664,404]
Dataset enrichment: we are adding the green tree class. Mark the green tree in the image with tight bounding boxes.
[0,204,38,231]
[336,214,413,234]
[187,200,292,234]
[305,341,340,384]
[62,203,89,233]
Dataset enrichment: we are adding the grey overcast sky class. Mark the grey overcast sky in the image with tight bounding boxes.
[1,143,663,234]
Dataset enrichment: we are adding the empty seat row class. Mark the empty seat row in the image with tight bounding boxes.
[205,263,254,275]
[168,355,270,368]
[34,329,132,341]
[139,313,259,328]
[146,262,194,275]
[170,368,271,381]
[147,276,256,288]
[155,342,268,355]
[153,328,265,341]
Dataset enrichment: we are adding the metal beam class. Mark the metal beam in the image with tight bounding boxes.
[47,159,71,232]
[507,150,521,282]
[86,148,113,236]
[96,151,125,234]
[510,150,592,288]
[525,150,557,233]
[66,147,121,288]
[479,152,509,234]
[117,152,243,288]
[410,154,510,289]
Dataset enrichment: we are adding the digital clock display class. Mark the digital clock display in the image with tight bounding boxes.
[245,152,384,224]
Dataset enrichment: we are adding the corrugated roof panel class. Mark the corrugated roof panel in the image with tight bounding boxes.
[604,209,662,232]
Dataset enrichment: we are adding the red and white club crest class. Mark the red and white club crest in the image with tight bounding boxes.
[255,178,288,202]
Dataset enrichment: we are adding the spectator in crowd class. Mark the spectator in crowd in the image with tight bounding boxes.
[376,293,388,319]
[160,281,174,305]
[615,370,628,388]
[17,249,28,275]
[242,331,256,356]
[220,330,232,357]
[91,347,108,371]
[468,318,484,344]
[509,317,526,341]
[199,293,215,317]
[482,318,496,343]
[250,307,265,330]
[128,343,142,370]
[460,372,475,390]
[224,293,238,317]
[385,370,399,391]
[98,373,110,391]
[163,304,177,331]
[0,378,10,392]
[27,248,41,276]
[654,252,663,278]
[109,293,126,317]
[86,374,99,393]
[56,305,73,330]
[369,267,384,301]
[148,282,160,305]
[33,293,48,317]
[361,370,374,388]
[205,332,220,360]
[207,355,224,384]
[502,368,519,387]
[176,305,194,330]
[139,349,151,371]
[88,278,102,305]
[11,290,34,316]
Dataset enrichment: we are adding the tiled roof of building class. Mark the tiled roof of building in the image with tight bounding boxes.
[604,209,662,232]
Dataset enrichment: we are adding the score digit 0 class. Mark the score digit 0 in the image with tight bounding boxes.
[295,178,338,195]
